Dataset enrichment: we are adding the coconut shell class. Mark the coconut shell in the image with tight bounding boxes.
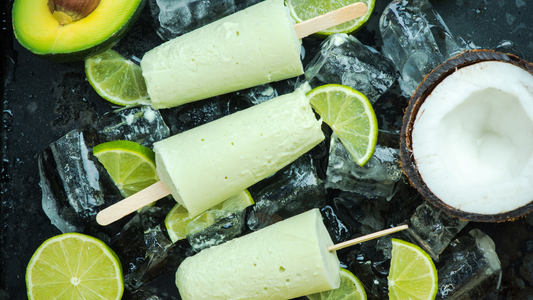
[400,50,533,222]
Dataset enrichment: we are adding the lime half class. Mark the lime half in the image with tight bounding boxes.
[388,238,438,300]
[93,140,159,197]
[26,233,123,300]
[307,84,378,166]
[165,190,254,243]
[85,49,150,106]
[286,0,375,36]
[306,268,367,300]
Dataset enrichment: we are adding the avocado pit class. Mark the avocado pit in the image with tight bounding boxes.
[401,51,533,222]
[48,0,100,25]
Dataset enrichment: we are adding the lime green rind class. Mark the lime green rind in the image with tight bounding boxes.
[313,0,375,37]
[13,0,146,62]
[220,189,255,211]
[93,140,156,163]
[305,268,367,300]
[286,0,375,38]
[307,84,364,102]
[339,268,367,300]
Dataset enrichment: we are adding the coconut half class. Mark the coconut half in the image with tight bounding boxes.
[401,50,533,222]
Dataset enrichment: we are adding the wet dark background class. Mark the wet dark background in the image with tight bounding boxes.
[2,0,533,299]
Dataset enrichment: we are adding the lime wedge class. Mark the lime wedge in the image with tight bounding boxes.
[388,238,438,300]
[93,140,159,197]
[307,84,378,166]
[85,49,150,106]
[165,204,194,243]
[26,233,123,300]
[306,268,367,300]
[286,0,375,37]
[165,190,254,243]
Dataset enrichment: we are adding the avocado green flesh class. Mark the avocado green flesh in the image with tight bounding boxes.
[12,0,146,62]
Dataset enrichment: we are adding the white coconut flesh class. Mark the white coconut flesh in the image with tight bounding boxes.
[412,61,533,215]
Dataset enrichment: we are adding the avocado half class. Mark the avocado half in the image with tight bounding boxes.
[12,0,146,62]
[401,50,533,222]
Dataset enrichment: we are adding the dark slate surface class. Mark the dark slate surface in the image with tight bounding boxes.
[2,0,533,299]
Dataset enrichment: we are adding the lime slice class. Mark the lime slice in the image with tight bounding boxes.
[165,204,194,243]
[306,268,367,300]
[93,140,159,197]
[165,190,254,243]
[286,0,375,36]
[26,233,123,300]
[388,238,438,300]
[218,189,254,212]
[85,49,150,106]
[307,84,378,166]
[186,189,254,237]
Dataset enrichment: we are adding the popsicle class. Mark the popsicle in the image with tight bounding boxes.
[176,208,340,300]
[96,83,324,225]
[141,0,368,109]
[175,208,410,299]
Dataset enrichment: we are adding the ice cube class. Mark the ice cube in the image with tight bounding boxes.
[247,152,327,231]
[331,186,424,299]
[343,230,393,298]
[51,130,103,212]
[333,192,387,235]
[380,0,462,97]
[455,34,478,52]
[305,33,397,104]
[127,286,180,300]
[325,131,402,200]
[330,182,421,237]
[494,40,524,58]
[320,205,351,245]
[327,188,406,298]
[436,229,502,299]
[329,175,425,298]
[386,179,426,226]
[149,0,236,40]
[129,224,175,288]
[405,202,469,261]
[39,129,122,232]
[39,107,170,233]
[455,35,524,60]
[235,77,301,106]
[351,258,389,297]
[113,203,187,291]
[96,106,170,148]
[163,95,252,134]
[186,209,247,252]
[243,83,278,105]
[234,0,264,10]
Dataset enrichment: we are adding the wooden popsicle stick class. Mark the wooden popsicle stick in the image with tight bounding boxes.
[328,224,409,252]
[96,181,171,226]
[294,2,368,39]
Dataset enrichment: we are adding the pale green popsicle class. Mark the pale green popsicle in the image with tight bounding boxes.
[176,208,341,300]
[141,0,303,109]
[153,83,324,217]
